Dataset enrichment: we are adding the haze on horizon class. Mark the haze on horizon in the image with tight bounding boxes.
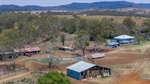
[0,0,150,6]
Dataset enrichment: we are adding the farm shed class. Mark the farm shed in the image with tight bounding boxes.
[0,51,19,60]
[91,53,105,59]
[113,35,135,44]
[14,47,40,55]
[147,37,150,41]
[67,61,111,80]
[105,40,120,48]
[59,46,74,52]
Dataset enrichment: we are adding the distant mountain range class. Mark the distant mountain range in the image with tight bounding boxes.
[0,1,150,11]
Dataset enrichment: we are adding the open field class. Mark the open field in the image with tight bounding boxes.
[55,15,146,25]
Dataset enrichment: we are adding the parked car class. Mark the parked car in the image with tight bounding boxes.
[25,53,31,57]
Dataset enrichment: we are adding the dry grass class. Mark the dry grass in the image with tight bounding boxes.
[138,59,150,80]
[55,15,146,25]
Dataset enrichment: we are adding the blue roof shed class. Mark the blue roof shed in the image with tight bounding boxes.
[105,40,119,48]
[67,61,95,80]
[67,61,111,80]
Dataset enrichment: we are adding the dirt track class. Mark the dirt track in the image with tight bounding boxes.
[0,72,31,83]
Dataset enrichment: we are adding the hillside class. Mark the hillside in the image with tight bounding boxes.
[56,1,150,10]
[0,1,150,11]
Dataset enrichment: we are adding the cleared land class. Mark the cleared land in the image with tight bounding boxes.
[1,41,150,84]
[1,33,150,84]
[55,15,146,25]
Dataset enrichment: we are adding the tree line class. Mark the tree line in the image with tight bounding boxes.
[81,10,150,18]
[0,12,150,54]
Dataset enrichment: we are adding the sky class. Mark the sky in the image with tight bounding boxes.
[0,0,150,6]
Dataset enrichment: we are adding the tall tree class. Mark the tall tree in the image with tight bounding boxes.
[61,34,65,46]
[142,18,150,39]
[0,28,22,69]
[89,18,114,52]
[134,26,144,44]
[89,19,102,52]
[47,21,60,68]
[74,29,89,56]
[122,17,136,35]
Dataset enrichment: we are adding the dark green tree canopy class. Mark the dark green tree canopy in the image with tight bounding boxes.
[142,18,150,37]
[36,71,71,84]
[61,34,65,46]
[122,17,136,29]
[74,29,89,56]
[0,28,22,50]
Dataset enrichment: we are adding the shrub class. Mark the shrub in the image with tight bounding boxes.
[36,71,71,84]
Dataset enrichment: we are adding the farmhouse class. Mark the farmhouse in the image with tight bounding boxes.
[113,35,135,44]
[105,40,120,48]
[67,61,111,80]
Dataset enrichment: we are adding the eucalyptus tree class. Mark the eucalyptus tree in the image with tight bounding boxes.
[0,28,22,69]
[46,17,60,68]
[122,17,136,29]
[141,18,150,39]
[122,17,136,35]
[61,34,65,46]
[134,26,144,44]
[74,29,89,56]
[89,18,115,52]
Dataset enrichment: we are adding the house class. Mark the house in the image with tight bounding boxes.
[105,40,120,48]
[113,35,135,44]
[67,61,111,80]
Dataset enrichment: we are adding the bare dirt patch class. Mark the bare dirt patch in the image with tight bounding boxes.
[25,61,50,72]
[114,71,150,84]
[93,53,139,66]
[138,59,150,81]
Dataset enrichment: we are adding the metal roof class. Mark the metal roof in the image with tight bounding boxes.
[114,35,134,39]
[14,47,40,52]
[106,42,119,46]
[67,61,96,73]
[0,51,14,55]
[91,53,105,58]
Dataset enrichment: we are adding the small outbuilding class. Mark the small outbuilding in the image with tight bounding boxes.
[91,53,105,59]
[147,37,150,41]
[113,35,135,44]
[105,40,120,48]
[67,61,111,80]
[59,46,74,52]
[0,51,19,60]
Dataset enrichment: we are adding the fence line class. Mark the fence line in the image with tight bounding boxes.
[27,55,87,61]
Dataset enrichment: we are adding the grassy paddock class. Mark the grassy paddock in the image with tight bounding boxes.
[55,15,145,25]
[127,41,149,48]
